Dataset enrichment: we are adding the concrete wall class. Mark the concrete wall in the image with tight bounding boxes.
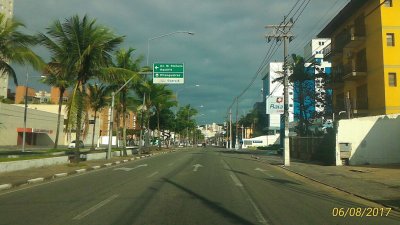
[336,114,400,165]
[0,103,63,146]
[86,152,107,161]
[0,156,69,173]
[12,104,101,147]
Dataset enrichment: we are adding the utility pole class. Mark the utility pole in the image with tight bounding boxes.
[235,97,239,150]
[229,108,232,149]
[266,17,294,166]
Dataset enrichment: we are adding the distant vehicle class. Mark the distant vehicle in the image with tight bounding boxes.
[197,143,203,147]
[68,140,84,149]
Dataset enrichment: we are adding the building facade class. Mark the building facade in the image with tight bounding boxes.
[318,0,400,117]
[303,38,333,119]
[0,103,61,146]
[0,0,13,98]
[262,62,294,133]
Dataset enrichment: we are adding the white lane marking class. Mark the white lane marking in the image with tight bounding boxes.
[223,160,269,224]
[147,171,159,178]
[230,174,243,187]
[113,164,148,171]
[255,168,274,178]
[220,160,230,169]
[192,164,203,172]
[73,194,119,220]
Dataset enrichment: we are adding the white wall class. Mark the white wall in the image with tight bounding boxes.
[13,104,101,146]
[0,103,62,146]
[242,135,280,149]
[336,114,400,165]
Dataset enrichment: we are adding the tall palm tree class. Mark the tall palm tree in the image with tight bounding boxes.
[150,84,177,148]
[113,48,142,155]
[38,15,124,156]
[0,13,43,86]
[87,83,110,150]
[42,62,72,149]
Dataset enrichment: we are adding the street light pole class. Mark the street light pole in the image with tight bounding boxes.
[141,31,195,150]
[146,31,195,67]
[107,73,148,159]
[22,71,29,152]
[22,71,45,152]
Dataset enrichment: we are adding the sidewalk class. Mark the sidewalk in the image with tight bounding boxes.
[259,155,400,210]
[0,149,176,190]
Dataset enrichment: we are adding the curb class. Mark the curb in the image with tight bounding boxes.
[27,177,44,184]
[274,164,400,212]
[0,184,11,191]
[54,173,68,178]
[0,153,159,192]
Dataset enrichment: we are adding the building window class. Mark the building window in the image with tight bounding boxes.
[389,73,397,87]
[387,33,395,46]
[384,0,392,7]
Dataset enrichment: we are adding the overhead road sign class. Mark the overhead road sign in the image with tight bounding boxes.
[153,63,184,84]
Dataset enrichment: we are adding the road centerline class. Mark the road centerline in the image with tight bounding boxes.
[73,194,119,220]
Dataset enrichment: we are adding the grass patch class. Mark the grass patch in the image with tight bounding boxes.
[67,163,87,167]
[0,155,60,162]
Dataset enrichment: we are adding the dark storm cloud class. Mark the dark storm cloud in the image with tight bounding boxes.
[13,0,349,124]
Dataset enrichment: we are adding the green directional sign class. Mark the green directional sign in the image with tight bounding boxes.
[153,63,184,84]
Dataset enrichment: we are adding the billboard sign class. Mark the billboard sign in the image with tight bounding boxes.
[266,96,284,114]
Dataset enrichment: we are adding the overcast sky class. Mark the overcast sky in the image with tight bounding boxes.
[13,0,349,124]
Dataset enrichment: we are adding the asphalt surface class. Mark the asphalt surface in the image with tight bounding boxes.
[0,147,399,225]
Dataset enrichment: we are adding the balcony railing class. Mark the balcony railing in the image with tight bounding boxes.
[344,61,367,79]
[343,26,366,49]
[326,66,344,89]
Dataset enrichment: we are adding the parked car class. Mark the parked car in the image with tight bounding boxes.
[68,140,85,149]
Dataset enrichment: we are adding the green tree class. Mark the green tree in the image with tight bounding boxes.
[149,108,175,147]
[0,13,43,86]
[38,15,124,157]
[149,84,176,148]
[112,48,142,155]
[175,105,198,145]
[42,62,72,149]
[87,83,110,150]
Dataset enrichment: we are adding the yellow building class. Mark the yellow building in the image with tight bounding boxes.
[319,0,400,117]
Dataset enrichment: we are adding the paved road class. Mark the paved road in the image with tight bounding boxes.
[0,148,399,225]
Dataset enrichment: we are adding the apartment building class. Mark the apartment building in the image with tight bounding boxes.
[318,0,400,117]
[303,39,333,117]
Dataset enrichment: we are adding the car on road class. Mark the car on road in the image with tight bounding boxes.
[68,140,84,149]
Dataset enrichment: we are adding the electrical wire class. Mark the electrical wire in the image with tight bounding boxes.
[225,0,314,121]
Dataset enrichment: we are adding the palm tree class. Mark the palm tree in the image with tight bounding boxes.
[0,13,43,86]
[87,83,110,150]
[113,48,142,155]
[150,84,177,149]
[42,62,72,149]
[38,15,124,157]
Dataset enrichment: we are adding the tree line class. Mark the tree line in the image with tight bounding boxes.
[0,14,200,155]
